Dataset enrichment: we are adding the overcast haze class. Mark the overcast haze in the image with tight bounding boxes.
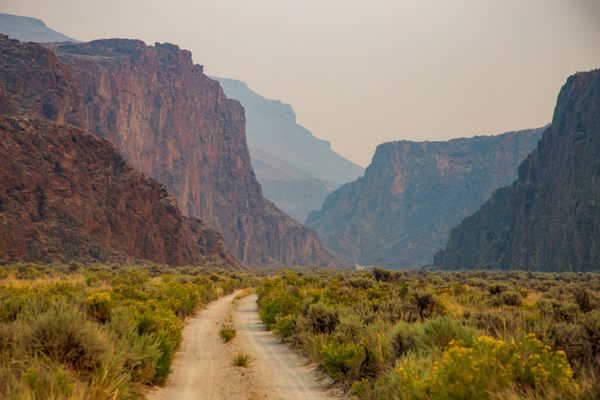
[2,0,599,166]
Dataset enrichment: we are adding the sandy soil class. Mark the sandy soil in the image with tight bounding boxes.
[147,291,338,400]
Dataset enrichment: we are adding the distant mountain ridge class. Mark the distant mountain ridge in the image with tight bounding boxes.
[307,128,544,268]
[0,13,77,43]
[435,69,600,272]
[214,77,364,222]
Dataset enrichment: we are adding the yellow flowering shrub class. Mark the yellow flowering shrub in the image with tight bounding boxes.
[377,334,578,399]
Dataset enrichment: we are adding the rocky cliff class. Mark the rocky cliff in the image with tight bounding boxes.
[0,116,238,267]
[434,70,600,272]
[0,35,338,266]
[306,129,543,268]
[215,77,364,222]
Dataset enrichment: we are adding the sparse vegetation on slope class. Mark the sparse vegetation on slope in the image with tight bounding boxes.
[257,269,600,399]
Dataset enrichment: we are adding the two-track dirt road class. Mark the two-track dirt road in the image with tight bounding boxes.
[148,291,337,400]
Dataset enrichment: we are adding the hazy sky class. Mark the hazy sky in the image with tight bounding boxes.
[2,0,599,166]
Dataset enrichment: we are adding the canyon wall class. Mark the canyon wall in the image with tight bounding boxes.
[435,70,600,272]
[0,35,338,266]
[0,116,237,267]
[307,129,543,268]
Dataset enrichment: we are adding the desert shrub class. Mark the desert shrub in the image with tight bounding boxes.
[16,264,42,280]
[335,314,366,344]
[219,325,236,343]
[416,317,476,351]
[412,290,438,321]
[272,315,295,339]
[306,302,339,334]
[231,353,252,367]
[107,305,161,384]
[360,322,392,377]
[488,284,508,295]
[320,339,366,380]
[388,321,421,359]
[499,290,523,307]
[23,306,110,373]
[373,268,393,282]
[582,310,600,362]
[136,307,183,382]
[257,287,302,327]
[545,321,593,372]
[85,292,113,323]
[0,287,30,322]
[375,334,579,399]
[573,288,595,313]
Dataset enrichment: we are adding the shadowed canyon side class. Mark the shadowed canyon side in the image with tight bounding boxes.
[215,77,364,222]
[435,69,600,272]
[306,129,543,268]
[0,35,340,266]
[0,116,238,267]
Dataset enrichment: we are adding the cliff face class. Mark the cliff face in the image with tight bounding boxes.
[0,35,338,266]
[215,77,363,222]
[0,116,238,267]
[435,70,600,272]
[306,129,543,268]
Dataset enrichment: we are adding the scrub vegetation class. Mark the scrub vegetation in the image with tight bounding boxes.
[0,262,255,399]
[256,269,600,399]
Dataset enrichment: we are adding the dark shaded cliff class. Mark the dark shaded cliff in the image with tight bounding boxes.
[435,70,600,272]
[0,35,338,266]
[306,129,543,268]
[215,77,363,222]
[0,116,238,267]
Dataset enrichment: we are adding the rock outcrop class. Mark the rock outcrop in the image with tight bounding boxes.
[434,70,600,272]
[0,34,338,266]
[306,129,543,268]
[0,116,238,267]
[215,77,364,222]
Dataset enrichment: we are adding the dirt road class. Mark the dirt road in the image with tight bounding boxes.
[148,291,337,400]
[232,294,336,400]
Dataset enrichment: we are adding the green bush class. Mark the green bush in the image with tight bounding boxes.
[319,339,366,380]
[417,317,476,351]
[219,325,236,343]
[85,292,113,323]
[23,306,110,373]
[231,353,252,367]
[306,302,339,334]
[376,334,579,399]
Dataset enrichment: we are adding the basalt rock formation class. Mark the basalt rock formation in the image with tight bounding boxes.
[215,77,364,222]
[0,34,338,266]
[0,116,238,267]
[434,70,600,272]
[307,129,543,268]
